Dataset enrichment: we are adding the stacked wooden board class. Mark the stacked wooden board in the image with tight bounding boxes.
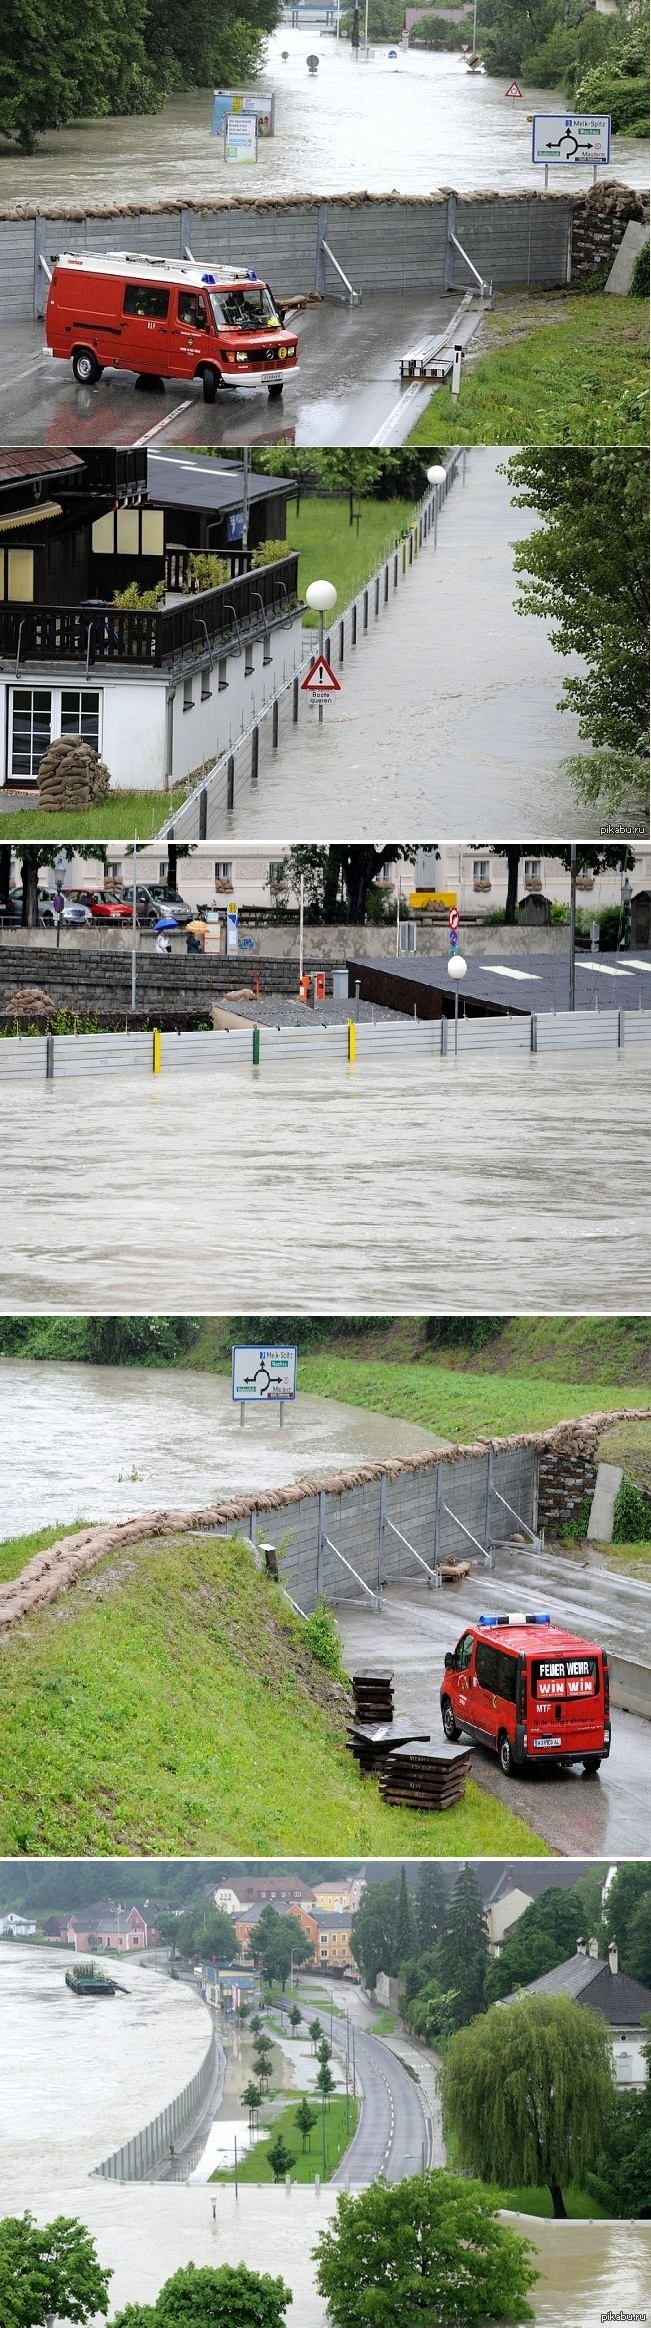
[346,1719,431,1776]
[379,1738,473,1811]
[351,1668,394,1723]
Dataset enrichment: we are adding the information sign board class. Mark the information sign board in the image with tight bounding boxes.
[232,1346,298,1402]
[531,114,611,166]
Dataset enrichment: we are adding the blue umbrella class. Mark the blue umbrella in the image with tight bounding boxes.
[153,917,179,931]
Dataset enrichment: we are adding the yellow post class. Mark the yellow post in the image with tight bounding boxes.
[152,1028,162,1074]
[347,1019,356,1063]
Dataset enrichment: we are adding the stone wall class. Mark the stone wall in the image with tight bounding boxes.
[537,1445,598,1531]
[569,181,649,283]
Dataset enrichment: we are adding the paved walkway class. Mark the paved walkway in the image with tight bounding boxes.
[223,448,593,839]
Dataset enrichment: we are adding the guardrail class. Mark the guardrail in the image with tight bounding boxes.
[92,2026,217,2182]
[1,555,300,674]
[0,1008,648,1082]
[160,457,463,839]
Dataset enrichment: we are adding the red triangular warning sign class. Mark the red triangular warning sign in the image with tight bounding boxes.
[505,79,523,97]
[300,652,341,694]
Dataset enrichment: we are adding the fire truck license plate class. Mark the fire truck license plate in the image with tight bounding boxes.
[532,1736,562,1749]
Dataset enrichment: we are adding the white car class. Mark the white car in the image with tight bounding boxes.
[38,897,93,927]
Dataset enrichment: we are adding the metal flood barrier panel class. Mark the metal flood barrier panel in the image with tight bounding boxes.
[1,197,577,324]
[92,2029,217,2181]
[0,1008,648,1082]
[244,1442,538,1613]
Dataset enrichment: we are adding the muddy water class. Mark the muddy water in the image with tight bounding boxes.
[0,1051,648,1314]
[0,1945,212,2192]
[0,1362,440,1538]
[17,2186,651,2326]
[1,38,647,205]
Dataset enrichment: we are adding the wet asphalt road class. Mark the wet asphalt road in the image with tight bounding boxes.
[336,1552,651,1857]
[0,299,446,449]
[330,2021,432,2185]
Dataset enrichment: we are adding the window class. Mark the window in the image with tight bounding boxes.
[210,284,277,331]
[531,1656,598,1701]
[92,512,114,555]
[11,689,52,778]
[8,548,34,602]
[263,635,272,665]
[218,657,228,691]
[268,861,286,885]
[476,1640,518,1702]
[244,643,254,675]
[183,675,194,712]
[158,862,168,882]
[454,1631,474,1673]
[525,859,541,882]
[141,509,164,557]
[61,691,100,752]
[108,861,121,882]
[473,859,490,883]
[201,670,212,701]
[177,291,208,329]
[215,861,232,882]
[116,508,139,557]
[123,283,170,319]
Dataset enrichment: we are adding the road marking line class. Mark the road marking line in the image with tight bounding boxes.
[133,401,194,446]
[0,355,51,394]
[370,382,432,447]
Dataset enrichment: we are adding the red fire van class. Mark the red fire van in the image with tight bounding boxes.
[45,252,299,402]
[440,1613,611,1776]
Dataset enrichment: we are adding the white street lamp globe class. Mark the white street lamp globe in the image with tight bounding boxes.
[305,579,338,612]
[447,954,467,981]
[427,465,447,487]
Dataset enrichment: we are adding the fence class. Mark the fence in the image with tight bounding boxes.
[0,1009,648,1082]
[92,2027,217,2181]
[245,1441,540,1612]
[161,458,462,839]
[2,554,299,674]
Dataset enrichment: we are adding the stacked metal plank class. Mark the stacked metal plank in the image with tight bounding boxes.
[379,1738,473,1811]
[351,1668,395,1722]
[346,1719,431,1776]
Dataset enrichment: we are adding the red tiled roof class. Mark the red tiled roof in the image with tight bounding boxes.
[0,450,85,483]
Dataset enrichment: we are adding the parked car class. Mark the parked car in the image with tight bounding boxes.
[65,890,133,925]
[39,897,94,927]
[121,884,194,928]
[440,1613,611,1776]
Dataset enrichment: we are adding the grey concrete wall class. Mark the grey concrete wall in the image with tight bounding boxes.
[93,2029,217,2182]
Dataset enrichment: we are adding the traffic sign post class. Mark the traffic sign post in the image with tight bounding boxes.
[232,1344,298,1429]
[505,80,523,100]
[531,113,611,189]
[300,651,341,726]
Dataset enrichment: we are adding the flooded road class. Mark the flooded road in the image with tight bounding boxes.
[1,38,647,205]
[17,2186,651,2327]
[206,448,607,841]
[0,1051,647,1315]
[0,1361,440,1538]
[0,1945,212,2191]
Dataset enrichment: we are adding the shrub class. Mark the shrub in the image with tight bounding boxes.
[112,580,165,610]
[630,240,650,298]
[187,552,228,592]
[251,539,289,568]
[612,1476,651,1545]
[561,1494,592,1546]
[302,1600,347,1678]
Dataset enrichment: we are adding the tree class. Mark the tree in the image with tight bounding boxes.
[506,452,649,765]
[241,2082,263,2129]
[250,1906,313,1989]
[441,1994,615,2218]
[295,2098,318,2152]
[316,2037,332,2064]
[350,1876,401,1988]
[604,1864,651,1980]
[0,2212,112,2328]
[156,1902,236,1962]
[435,1866,488,2029]
[288,2005,302,2035]
[141,2258,293,2327]
[312,2171,538,2327]
[0,0,155,153]
[252,449,445,505]
[405,1979,461,2049]
[394,1867,418,1966]
[286,845,419,927]
[265,2135,297,2183]
[308,2017,323,2052]
[485,844,637,926]
[316,2061,336,2105]
[414,1863,450,1951]
[588,2031,651,2218]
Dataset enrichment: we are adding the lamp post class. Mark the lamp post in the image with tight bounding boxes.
[305,578,338,726]
[447,953,467,1056]
[426,464,447,547]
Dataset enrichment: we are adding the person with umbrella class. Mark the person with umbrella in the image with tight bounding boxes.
[185,918,209,955]
[154,916,178,956]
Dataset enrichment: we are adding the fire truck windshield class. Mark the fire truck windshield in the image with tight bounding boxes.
[210,286,279,331]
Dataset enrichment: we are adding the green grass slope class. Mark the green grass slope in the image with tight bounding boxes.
[408,295,648,446]
[0,1532,547,1859]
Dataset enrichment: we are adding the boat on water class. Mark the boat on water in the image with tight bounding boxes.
[65,1959,118,1996]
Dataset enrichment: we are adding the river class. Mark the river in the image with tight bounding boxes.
[0,1051,648,1313]
[0,1945,212,2191]
[0,1363,440,1538]
[0,36,647,206]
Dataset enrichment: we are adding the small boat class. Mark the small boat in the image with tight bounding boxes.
[66,1959,118,1996]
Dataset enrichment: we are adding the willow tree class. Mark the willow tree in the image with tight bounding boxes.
[441,1993,614,2218]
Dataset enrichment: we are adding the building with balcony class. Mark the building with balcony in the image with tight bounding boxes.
[0,448,302,796]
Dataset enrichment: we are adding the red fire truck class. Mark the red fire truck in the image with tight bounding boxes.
[45,252,299,402]
[440,1613,611,1776]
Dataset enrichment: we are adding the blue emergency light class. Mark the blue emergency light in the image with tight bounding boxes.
[478,1612,551,1628]
[201,273,216,284]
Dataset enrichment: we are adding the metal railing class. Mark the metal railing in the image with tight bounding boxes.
[0,555,300,673]
[1,1006,648,1082]
[160,456,463,839]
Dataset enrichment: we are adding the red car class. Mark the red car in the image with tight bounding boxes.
[440,1613,611,1777]
[66,890,133,924]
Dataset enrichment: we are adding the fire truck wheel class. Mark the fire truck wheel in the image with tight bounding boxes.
[72,348,102,386]
[498,1731,514,1777]
[268,381,284,398]
[582,1756,602,1775]
[201,367,220,404]
[441,1697,460,1743]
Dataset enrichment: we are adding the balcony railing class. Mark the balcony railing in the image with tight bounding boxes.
[0,554,300,674]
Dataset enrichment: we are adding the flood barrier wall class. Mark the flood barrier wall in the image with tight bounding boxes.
[92,2026,217,2182]
[0,1008,648,1081]
[2,184,647,322]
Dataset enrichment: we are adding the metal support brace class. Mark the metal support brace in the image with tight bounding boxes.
[490,1486,541,1551]
[323,1533,379,1607]
[319,239,361,304]
[384,1514,434,1583]
[449,230,489,298]
[442,1501,494,1568]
